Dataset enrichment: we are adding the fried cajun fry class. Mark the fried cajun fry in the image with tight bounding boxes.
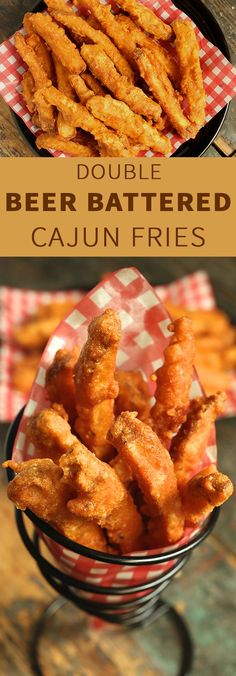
[52,10,134,83]
[181,464,233,524]
[86,95,171,155]
[116,0,172,41]
[37,300,76,319]
[173,19,206,130]
[116,13,178,84]
[12,353,40,395]
[110,454,133,486]
[40,85,132,156]
[60,443,144,553]
[115,370,151,421]
[74,309,121,460]
[46,0,74,12]
[135,49,194,139]
[4,458,108,551]
[81,72,106,96]
[22,70,36,114]
[26,31,54,81]
[150,317,195,446]
[109,412,184,544]
[30,13,86,74]
[171,393,226,488]
[14,32,50,89]
[69,74,94,104]
[165,302,231,338]
[12,316,67,351]
[46,347,80,423]
[77,0,137,70]
[53,54,77,138]
[81,45,162,122]
[27,405,78,463]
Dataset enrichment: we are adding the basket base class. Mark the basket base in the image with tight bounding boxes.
[30,596,193,676]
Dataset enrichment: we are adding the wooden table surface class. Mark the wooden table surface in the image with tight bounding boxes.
[0,0,235,157]
[0,257,236,675]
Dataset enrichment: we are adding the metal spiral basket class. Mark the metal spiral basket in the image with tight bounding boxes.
[5,409,220,676]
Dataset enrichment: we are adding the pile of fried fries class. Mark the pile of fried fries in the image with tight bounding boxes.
[5,308,233,554]
[13,0,206,157]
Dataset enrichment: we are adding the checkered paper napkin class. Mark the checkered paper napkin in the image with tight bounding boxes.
[9,267,217,589]
[0,0,235,157]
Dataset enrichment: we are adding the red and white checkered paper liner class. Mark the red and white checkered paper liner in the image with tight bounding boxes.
[0,0,235,157]
[10,267,217,590]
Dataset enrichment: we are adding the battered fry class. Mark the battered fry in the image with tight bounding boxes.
[36,132,97,156]
[109,412,184,544]
[181,464,233,524]
[135,49,193,138]
[46,347,79,424]
[81,44,162,122]
[171,393,226,488]
[21,70,36,114]
[82,71,106,96]
[52,10,134,82]
[74,309,121,460]
[30,13,86,74]
[60,442,144,553]
[173,19,206,129]
[116,0,172,41]
[27,404,78,463]
[53,54,77,139]
[4,458,108,551]
[151,317,195,446]
[86,95,171,155]
[115,369,151,421]
[14,35,55,131]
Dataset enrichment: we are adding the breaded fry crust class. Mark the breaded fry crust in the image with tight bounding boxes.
[30,13,86,74]
[86,95,171,155]
[81,71,106,96]
[4,458,108,551]
[81,44,162,122]
[117,0,172,40]
[15,32,50,89]
[74,309,121,459]
[22,70,36,114]
[109,412,184,544]
[171,393,226,488]
[181,464,233,524]
[60,443,144,552]
[36,132,96,156]
[151,317,195,446]
[115,369,151,421]
[173,19,206,129]
[46,347,79,423]
[52,10,134,82]
[27,405,78,463]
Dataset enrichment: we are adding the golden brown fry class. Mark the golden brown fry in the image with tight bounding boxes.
[12,315,64,350]
[46,346,80,424]
[27,404,78,463]
[116,14,178,84]
[86,95,171,155]
[110,454,133,486]
[21,70,36,114]
[52,10,134,83]
[81,44,162,122]
[165,302,231,338]
[53,54,77,138]
[12,353,40,395]
[151,318,195,446]
[69,74,94,104]
[115,369,151,421]
[46,0,74,12]
[26,31,54,81]
[60,443,144,553]
[30,13,86,74]
[34,89,56,132]
[15,32,50,89]
[77,0,137,70]
[135,49,194,138]
[40,85,133,156]
[4,458,108,551]
[109,412,184,544]
[74,309,121,460]
[171,393,226,488]
[181,464,233,524]
[81,72,106,96]
[117,0,172,41]
[173,19,206,129]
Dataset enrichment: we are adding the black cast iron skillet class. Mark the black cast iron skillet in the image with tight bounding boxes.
[12,0,231,157]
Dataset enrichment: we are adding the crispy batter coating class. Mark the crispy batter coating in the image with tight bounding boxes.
[81,44,162,122]
[181,464,233,524]
[27,405,78,463]
[165,302,231,338]
[173,19,206,129]
[21,70,36,114]
[117,0,172,41]
[15,32,50,90]
[60,443,144,553]
[30,13,86,74]
[46,346,80,423]
[151,317,195,446]
[52,10,134,83]
[4,458,108,551]
[115,14,178,84]
[86,95,171,155]
[40,85,133,156]
[69,74,94,104]
[110,454,133,486]
[135,49,194,139]
[115,369,151,421]
[171,393,226,488]
[36,132,97,156]
[53,54,77,139]
[26,32,54,82]
[46,0,74,12]
[81,71,106,96]
[12,353,40,395]
[74,309,121,459]
[109,412,184,544]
